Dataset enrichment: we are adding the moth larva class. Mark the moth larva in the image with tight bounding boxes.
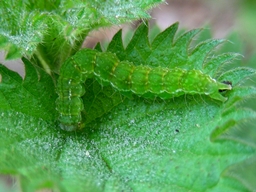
[56,49,232,131]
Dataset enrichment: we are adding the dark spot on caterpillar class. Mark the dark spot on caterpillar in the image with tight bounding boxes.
[219,81,232,93]
[175,129,179,133]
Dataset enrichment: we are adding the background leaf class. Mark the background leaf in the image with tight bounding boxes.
[0,0,164,72]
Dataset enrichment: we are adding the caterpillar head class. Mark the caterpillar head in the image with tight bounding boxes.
[219,81,232,92]
[208,81,232,102]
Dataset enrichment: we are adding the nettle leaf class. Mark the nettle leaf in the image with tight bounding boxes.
[0,0,164,70]
[1,24,256,192]
[0,1,49,59]
[0,58,57,120]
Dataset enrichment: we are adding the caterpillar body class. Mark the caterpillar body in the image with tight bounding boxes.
[56,49,232,131]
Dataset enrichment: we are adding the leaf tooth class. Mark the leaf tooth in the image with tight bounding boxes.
[125,23,150,57]
[0,35,9,49]
[0,35,22,60]
[107,29,123,52]
[230,87,256,100]
[218,67,256,86]
[120,25,151,66]
[162,28,202,68]
[173,28,201,56]
[106,29,127,61]
[151,22,179,50]
[224,86,256,108]
[94,42,103,52]
[5,44,22,60]
[223,156,256,192]
[22,58,40,83]
[188,39,226,70]
[210,108,256,142]
[203,53,242,76]
[222,107,256,121]
[0,64,23,84]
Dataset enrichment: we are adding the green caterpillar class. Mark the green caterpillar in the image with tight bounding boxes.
[56,48,232,131]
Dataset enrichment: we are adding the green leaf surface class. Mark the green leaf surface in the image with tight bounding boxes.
[0,58,57,120]
[1,24,256,192]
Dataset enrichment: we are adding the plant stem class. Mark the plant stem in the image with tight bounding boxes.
[34,50,51,75]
